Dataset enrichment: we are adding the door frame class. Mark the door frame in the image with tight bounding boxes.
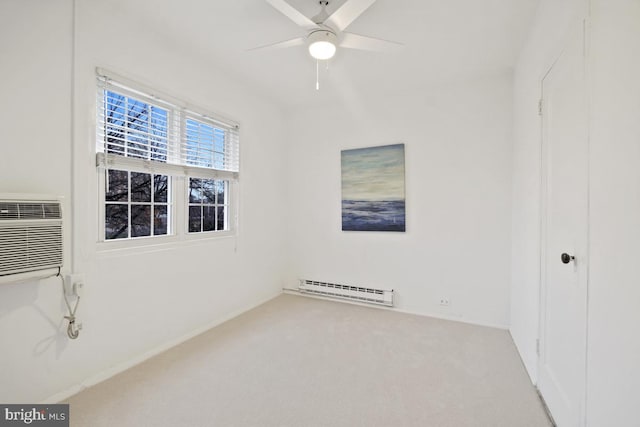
[537,17,591,427]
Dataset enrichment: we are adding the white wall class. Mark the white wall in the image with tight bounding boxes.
[285,74,514,328]
[513,0,640,424]
[0,0,75,403]
[587,0,640,424]
[510,0,587,382]
[0,0,287,403]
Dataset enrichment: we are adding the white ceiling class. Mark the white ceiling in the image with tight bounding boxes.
[116,0,540,109]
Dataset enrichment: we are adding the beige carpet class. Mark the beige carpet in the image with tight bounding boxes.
[65,294,552,427]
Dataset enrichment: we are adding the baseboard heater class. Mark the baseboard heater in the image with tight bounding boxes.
[298,279,394,307]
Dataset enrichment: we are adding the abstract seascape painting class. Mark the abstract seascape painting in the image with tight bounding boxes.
[341,143,406,232]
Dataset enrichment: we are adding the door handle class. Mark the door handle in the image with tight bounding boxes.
[561,253,575,264]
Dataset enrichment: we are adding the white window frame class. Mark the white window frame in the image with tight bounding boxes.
[102,169,173,239]
[186,178,229,233]
[95,69,239,250]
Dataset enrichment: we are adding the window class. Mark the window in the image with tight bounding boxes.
[96,71,239,243]
[185,118,226,169]
[103,91,169,161]
[188,178,228,233]
[105,171,170,239]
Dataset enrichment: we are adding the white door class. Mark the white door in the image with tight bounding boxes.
[538,22,589,427]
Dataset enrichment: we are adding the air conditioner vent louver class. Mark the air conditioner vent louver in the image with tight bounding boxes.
[0,225,63,273]
[0,197,63,284]
[0,202,61,220]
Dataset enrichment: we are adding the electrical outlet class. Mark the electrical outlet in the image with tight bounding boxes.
[73,282,84,297]
[439,298,450,306]
[64,274,85,297]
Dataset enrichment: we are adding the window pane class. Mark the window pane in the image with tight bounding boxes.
[214,152,224,169]
[106,92,125,122]
[131,172,151,202]
[203,206,216,232]
[127,138,149,159]
[217,206,225,231]
[214,128,225,169]
[202,179,216,204]
[105,92,126,155]
[150,109,167,162]
[102,90,168,162]
[126,101,149,158]
[127,99,148,129]
[106,137,125,155]
[154,175,168,203]
[105,204,128,239]
[189,206,201,232]
[131,205,151,237]
[154,205,168,235]
[106,170,128,202]
[216,181,226,204]
[186,119,215,168]
[189,178,202,203]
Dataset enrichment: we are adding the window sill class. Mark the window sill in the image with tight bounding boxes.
[96,231,237,257]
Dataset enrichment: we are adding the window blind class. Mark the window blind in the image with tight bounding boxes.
[96,73,239,178]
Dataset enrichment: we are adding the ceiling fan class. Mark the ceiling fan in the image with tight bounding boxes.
[251,0,403,61]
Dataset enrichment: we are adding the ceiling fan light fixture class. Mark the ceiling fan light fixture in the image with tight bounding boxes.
[308,30,337,60]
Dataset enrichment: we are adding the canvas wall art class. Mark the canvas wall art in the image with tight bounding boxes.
[341,143,406,232]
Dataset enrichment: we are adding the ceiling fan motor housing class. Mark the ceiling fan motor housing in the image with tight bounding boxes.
[307,29,338,59]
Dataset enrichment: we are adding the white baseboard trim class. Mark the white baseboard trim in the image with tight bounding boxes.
[283,288,509,330]
[509,329,539,385]
[43,290,281,404]
[393,306,509,330]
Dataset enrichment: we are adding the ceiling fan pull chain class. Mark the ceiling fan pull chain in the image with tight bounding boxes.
[316,59,320,90]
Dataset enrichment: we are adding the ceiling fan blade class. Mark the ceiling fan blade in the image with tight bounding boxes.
[266,0,319,30]
[247,37,306,52]
[340,32,403,52]
[325,0,376,32]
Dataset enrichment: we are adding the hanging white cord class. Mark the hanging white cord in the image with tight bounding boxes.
[316,59,320,91]
[59,274,81,339]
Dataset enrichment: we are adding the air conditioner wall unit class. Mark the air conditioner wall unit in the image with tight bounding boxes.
[0,195,63,285]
